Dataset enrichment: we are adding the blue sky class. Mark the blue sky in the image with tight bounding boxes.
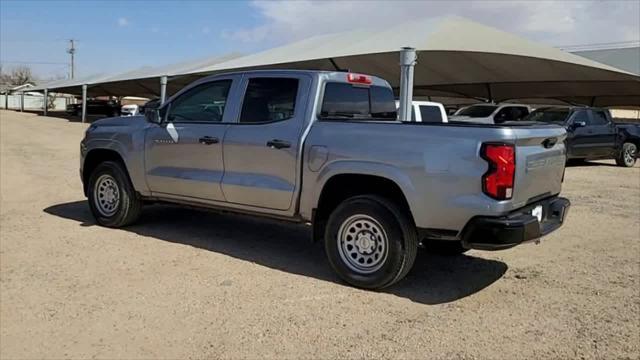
[2,0,639,80]
[0,0,268,78]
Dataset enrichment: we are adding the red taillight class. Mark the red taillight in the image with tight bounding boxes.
[346,73,372,85]
[481,143,515,200]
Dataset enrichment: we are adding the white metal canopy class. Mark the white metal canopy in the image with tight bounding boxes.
[29,16,640,107]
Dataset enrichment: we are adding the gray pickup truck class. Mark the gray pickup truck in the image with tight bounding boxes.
[80,70,570,289]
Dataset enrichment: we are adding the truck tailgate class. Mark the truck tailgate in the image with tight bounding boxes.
[512,126,567,207]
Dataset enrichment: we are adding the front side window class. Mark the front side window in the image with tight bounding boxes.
[419,105,443,122]
[320,83,397,120]
[570,110,589,125]
[168,80,231,123]
[239,78,299,124]
[591,110,610,125]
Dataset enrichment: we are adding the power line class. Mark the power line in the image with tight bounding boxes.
[0,61,70,65]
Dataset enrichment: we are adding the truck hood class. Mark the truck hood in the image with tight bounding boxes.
[92,115,147,128]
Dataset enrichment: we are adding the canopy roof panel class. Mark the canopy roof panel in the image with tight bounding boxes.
[27,16,640,106]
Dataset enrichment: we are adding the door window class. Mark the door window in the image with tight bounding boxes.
[239,78,299,124]
[494,106,529,123]
[570,110,589,125]
[591,110,610,125]
[419,105,443,122]
[167,80,232,123]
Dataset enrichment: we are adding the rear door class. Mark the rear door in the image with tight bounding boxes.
[221,74,311,210]
[144,76,240,201]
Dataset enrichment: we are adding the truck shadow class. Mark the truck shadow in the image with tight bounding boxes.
[44,201,508,305]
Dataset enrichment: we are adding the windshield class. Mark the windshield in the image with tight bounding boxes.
[524,108,571,123]
[455,105,498,117]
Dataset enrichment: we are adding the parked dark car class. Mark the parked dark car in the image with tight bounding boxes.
[66,99,121,117]
[524,107,639,167]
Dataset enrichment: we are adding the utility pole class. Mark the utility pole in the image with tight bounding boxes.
[67,39,76,79]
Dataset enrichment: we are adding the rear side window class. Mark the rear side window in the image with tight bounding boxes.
[419,105,443,122]
[320,83,397,120]
[239,78,299,124]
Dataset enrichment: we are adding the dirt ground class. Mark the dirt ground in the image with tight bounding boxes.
[1,110,638,359]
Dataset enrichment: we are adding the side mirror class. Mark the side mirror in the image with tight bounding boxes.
[144,108,161,124]
[572,120,587,129]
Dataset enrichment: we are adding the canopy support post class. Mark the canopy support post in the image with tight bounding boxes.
[43,89,48,116]
[81,84,88,123]
[486,83,493,103]
[398,47,417,122]
[160,76,168,105]
[20,91,24,112]
[5,91,9,109]
[590,96,596,107]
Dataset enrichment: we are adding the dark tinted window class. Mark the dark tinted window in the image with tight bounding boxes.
[419,105,443,122]
[591,110,610,125]
[456,105,497,117]
[494,106,529,123]
[240,78,299,123]
[570,110,589,124]
[168,80,231,122]
[370,86,397,118]
[525,108,571,123]
[320,83,396,120]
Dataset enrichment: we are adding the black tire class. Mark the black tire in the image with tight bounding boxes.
[616,142,637,167]
[87,161,142,227]
[424,240,469,256]
[324,195,418,289]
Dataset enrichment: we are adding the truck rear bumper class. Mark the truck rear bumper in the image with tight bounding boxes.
[461,196,570,251]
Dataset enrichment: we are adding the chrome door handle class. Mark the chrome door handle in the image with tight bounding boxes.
[199,136,219,145]
[266,139,291,149]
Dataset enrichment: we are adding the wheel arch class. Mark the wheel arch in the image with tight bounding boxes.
[82,148,132,196]
[310,162,418,243]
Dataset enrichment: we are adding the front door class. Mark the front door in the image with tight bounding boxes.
[588,109,617,157]
[566,109,592,158]
[144,77,238,201]
[221,74,310,210]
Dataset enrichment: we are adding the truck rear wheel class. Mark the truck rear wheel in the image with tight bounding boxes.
[616,142,637,167]
[87,161,142,227]
[324,195,417,289]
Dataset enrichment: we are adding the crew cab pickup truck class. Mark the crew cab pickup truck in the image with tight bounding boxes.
[80,70,570,289]
[524,107,639,167]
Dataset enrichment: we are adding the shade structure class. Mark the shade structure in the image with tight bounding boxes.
[179,16,639,107]
[29,53,243,98]
[28,16,640,106]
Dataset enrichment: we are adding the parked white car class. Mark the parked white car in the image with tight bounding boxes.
[121,104,140,116]
[450,103,531,124]
[396,100,448,122]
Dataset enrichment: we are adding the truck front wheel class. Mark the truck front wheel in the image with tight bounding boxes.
[616,142,637,167]
[324,195,418,289]
[87,161,142,227]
